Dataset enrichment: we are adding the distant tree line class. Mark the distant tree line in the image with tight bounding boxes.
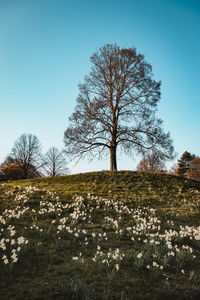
[1,136,199,181]
[0,134,68,181]
[1,134,199,182]
[136,150,200,181]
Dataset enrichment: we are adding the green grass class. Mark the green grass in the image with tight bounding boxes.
[0,171,200,299]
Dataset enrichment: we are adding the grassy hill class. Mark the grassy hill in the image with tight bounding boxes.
[0,171,200,299]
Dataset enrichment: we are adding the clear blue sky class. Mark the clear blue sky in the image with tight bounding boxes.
[0,0,199,173]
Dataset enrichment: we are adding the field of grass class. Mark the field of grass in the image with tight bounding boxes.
[0,171,200,299]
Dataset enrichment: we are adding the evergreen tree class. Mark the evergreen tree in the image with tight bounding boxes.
[177,151,194,177]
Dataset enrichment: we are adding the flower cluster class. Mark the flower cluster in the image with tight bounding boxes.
[92,246,124,271]
[0,225,28,265]
[0,184,199,277]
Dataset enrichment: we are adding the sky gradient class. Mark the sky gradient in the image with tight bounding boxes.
[0,0,199,173]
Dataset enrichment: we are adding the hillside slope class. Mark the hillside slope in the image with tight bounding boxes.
[0,171,200,299]
[1,171,200,221]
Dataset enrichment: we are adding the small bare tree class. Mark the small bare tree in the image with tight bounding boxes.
[42,147,68,176]
[10,134,42,179]
[64,44,175,171]
[137,151,166,172]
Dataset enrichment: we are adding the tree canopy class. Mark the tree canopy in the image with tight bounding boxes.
[64,44,175,171]
[9,134,42,179]
[0,156,41,181]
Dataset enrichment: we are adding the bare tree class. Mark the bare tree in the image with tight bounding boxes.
[137,151,166,173]
[64,44,175,171]
[10,134,42,179]
[187,156,200,181]
[42,147,68,176]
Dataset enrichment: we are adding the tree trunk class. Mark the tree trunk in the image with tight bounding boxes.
[110,146,117,171]
[22,164,29,179]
